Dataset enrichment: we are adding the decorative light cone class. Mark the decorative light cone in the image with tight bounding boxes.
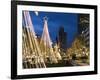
[40,17,58,63]
[23,11,46,68]
[41,17,52,48]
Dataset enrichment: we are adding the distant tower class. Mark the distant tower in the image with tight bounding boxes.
[58,26,67,52]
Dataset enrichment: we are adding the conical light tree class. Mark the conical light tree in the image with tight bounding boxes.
[41,17,52,48]
[40,17,58,63]
[22,11,46,68]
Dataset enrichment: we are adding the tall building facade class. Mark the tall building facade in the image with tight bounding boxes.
[58,26,67,52]
[78,14,90,47]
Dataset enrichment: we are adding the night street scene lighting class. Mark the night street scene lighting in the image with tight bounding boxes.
[22,11,90,69]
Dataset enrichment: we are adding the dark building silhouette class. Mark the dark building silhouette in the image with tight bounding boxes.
[58,26,67,52]
[78,14,90,47]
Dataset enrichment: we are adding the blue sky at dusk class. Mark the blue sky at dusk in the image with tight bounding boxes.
[23,11,78,48]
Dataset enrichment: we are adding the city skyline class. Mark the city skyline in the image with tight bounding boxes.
[22,11,78,48]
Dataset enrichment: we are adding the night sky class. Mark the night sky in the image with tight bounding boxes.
[23,11,78,48]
